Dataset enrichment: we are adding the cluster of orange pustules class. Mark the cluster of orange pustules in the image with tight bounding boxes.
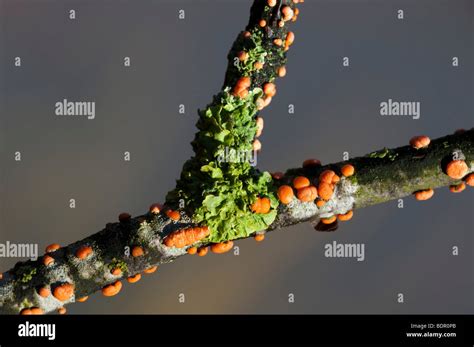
[235,1,301,153]
[164,226,211,248]
[274,162,355,225]
[250,197,271,214]
[410,134,473,200]
[187,241,234,256]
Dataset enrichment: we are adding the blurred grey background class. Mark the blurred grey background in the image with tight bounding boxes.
[0,0,473,314]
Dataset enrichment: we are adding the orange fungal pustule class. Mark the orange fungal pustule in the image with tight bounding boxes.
[285,31,295,46]
[237,51,248,62]
[187,246,198,255]
[449,182,466,193]
[211,241,234,254]
[321,216,337,224]
[164,226,211,248]
[21,307,44,315]
[43,255,55,266]
[316,199,326,208]
[149,203,163,214]
[53,283,74,302]
[318,182,333,201]
[166,209,181,221]
[102,281,122,297]
[127,274,141,283]
[445,160,468,180]
[197,246,209,257]
[409,135,430,149]
[259,19,266,27]
[281,5,294,21]
[338,210,353,221]
[75,245,93,260]
[293,176,310,189]
[58,307,67,315]
[278,66,287,77]
[414,188,434,201]
[254,234,265,242]
[341,164,355,177]
[277,185,294,204]
[45,243,60,253]
[144,266,158,274]
[267,0,276,6]
[263,82,276,97]
[131,246,144,257]
[38,287,50,298]
[465,173,474,186]
[251,197,271,214]
[77,296,88,302]
[319,170,335,184]
[111,268,122,276]
[253,139,262,152]
[297,186,318,202]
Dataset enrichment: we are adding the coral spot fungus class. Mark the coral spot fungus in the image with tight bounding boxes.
[144,266,158,274]
[127,274,141,283]
[278,185,294,204]
[449,183,466,193]
[338,210,353,221]
[38,287,50,298]
[149,203,162,214]
[53,283,74,301]
[164,226,211,248]
[131,246,144,257]
[102,281,122,297]
[166,209,181,221]
[45,243,60,253]
[414,188,434,201]
[341,164,355,177]
[321,216,337,224]
[293,176,310,189]
[445,160,468,180]
[410,135,430,149]
[297,186,317,202]
[211,241,233,254]
[75,246,93,260]
[197,246,209,257]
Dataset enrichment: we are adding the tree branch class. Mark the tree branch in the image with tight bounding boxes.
[1,129,472,314]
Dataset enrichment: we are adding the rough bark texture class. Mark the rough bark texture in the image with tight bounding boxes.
[0,0,472,314]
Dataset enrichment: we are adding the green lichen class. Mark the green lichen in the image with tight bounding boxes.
[108,258,128,273]
[167,88,277,243]
[368,147,398,161]
[235,30,267,75]
[17,267,37,283]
